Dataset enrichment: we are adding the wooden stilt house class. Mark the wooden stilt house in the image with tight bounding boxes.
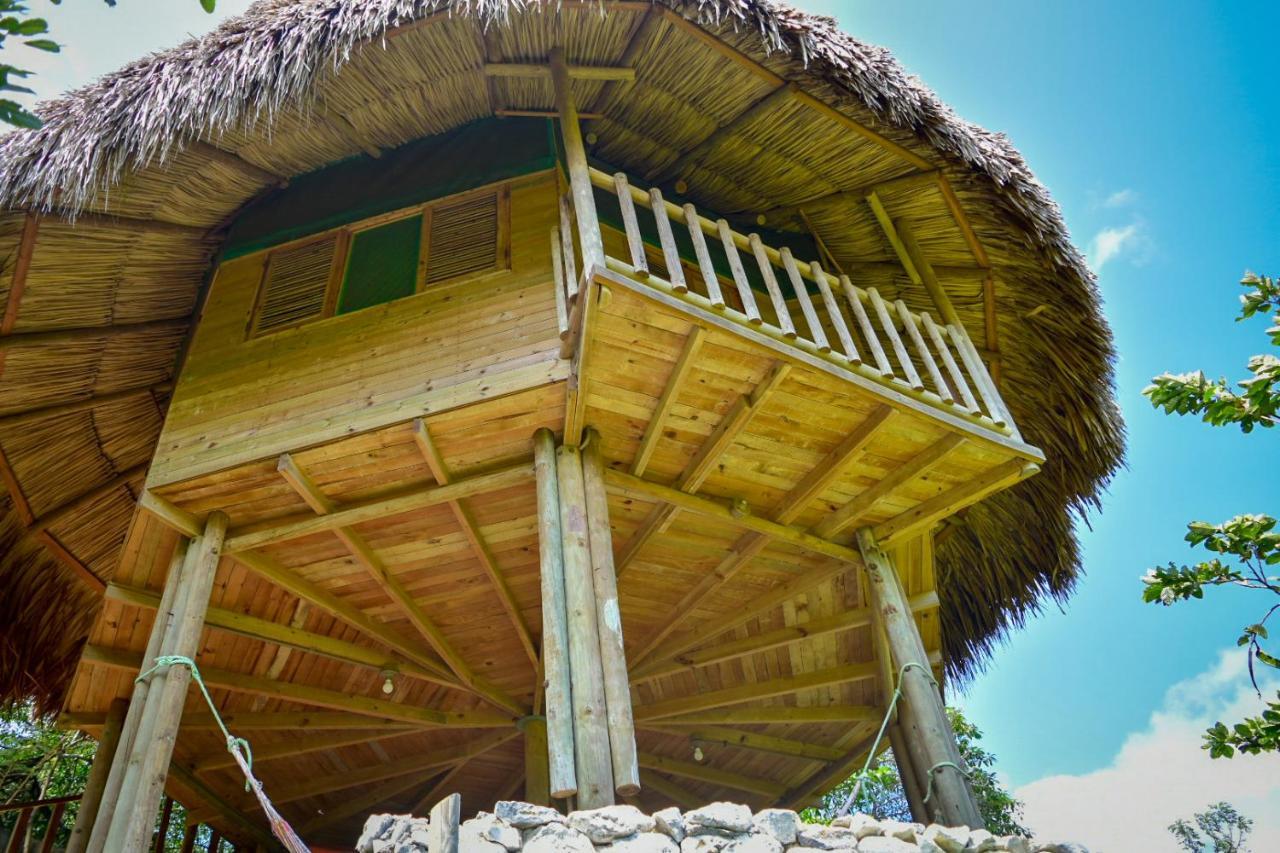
[0,1,1122,848]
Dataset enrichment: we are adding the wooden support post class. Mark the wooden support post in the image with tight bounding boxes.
[532,429,576,799]
[855,528,983,829]
[888,721,931,824]
[86,541,190,853]
[582,429,640,797]
[66,697,128,853]
[555,443,615,809]
[520,716,551,807]
[107,513,230,852]
[549,47,604,275]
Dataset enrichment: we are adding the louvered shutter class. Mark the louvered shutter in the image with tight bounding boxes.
[425,192,499,284]
[254,236,337,335]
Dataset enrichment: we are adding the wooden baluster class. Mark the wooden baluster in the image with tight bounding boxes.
[39,802,67,853]
[748,234,795,338]
[612,173,648,277]
[7,807,32,853]
[179,823,198,853]
[550,227,570,341]
[922,312,979,414]
[683,204,724,308]
[648,188,686,293]
[718,220,760,324]
[812,262,859,364]
[868,288,922,390]
[779,247,829,352]
[152,796,174,853]
[895,299,952,404]
[948,323,1009,428]
[558,193,578,302]
[842,277,892,375]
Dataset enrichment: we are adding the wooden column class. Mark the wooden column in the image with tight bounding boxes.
[65,697,128,853]
[105,513,229,852]
[581,429,640,796]
[855,529,983,828]
[888,720,931,824]
[519,716,551,807]
[87,541,190,853]
[533,429,577,799]
[549,47,604,275]
[555,444,615,809]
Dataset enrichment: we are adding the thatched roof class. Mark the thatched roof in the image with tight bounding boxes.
[0,0,1122,713]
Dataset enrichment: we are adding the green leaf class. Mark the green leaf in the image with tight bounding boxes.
[0,97,41,128]
[200,0,216,11]
[22,37,57,52]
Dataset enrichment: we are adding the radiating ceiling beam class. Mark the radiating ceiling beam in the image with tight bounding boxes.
[634,662,876,721]
[483,63,636,81]
[640,724,842,762]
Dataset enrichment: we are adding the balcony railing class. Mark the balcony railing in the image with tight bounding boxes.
[551,165,1018,440]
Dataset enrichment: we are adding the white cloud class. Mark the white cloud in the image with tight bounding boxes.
[1102,189,1136,208]
[1015,649,1280,852]
[1088,223,1141,272]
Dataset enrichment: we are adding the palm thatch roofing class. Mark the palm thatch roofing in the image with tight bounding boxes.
[0,0,1122,715]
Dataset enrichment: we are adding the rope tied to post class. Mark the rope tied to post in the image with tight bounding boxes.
[836,661,936,817]
[923,760,971,805]
[135,654,310,853]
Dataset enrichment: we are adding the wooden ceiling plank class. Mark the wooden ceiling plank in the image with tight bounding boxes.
[637,751,785,799]
[193,728,406,772]
[813,433,967,539]
[637,770,702,810]
[648,706,880,726]
[634,662,876,721]
[640,724,843,762]
[411,420,539,670]
[60,711,418,731]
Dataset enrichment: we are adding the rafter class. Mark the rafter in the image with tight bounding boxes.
[0,213,37,339]
[298,771,431,836]
[634,663,876,721]
[275,453,524,715]
[224,460,531,552]
[641,725,842,762]
[193,728,407,772]
[410,421,538,668]
[60,711,417,732]
[638,752,784,799]
[617,363,789,571]
[779,731,879,811]
[646,706,880,726]
[82,645,512,729]
[874,458,1038,545]
[813,434,966,539]
[632,325,705,477]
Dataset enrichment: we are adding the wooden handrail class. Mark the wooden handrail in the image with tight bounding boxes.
[583,165,1018,438]
[0,793,82,813]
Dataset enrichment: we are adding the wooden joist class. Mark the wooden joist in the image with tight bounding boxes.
[60,710,417,732]
[637,752,785,799]
[633,319,706,478]
[483,62,636,81]
[81,644,513,729]
[0,213,37,338]
[224,460,532,551]
[276,452,524,715]
[411,422,538,669]
[650,705,881,726]
[779,731,879,811]
[298,772,430,836]
[166,763,277,849]
[634,663,876,721]
[874,458,1038,545]
[193,728,406,772]
[641,725,843,762]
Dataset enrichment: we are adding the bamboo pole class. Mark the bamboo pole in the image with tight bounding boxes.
[582,430,639,796]
[109,513,230,851]
[549,47,604,275]
[532,429,576,799]
[65,697,127,853]
[87,541,190,853]
[855,529,983,828]
[555,444,615,809]
[520,717,551,807]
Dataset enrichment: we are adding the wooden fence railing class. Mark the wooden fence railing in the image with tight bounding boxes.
[550,165,1018,439]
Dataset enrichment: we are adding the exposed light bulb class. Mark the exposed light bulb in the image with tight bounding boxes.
[693,745,704,763]
[380,669,396,695]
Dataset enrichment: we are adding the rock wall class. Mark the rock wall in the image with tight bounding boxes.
[355,801,1088,853]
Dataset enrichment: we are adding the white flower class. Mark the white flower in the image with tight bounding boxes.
[1159,587,1177,605]
[1141,569,1158,585]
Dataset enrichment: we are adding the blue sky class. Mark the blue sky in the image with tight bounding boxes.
[12,1,1279,849]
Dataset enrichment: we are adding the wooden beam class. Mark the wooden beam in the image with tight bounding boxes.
[638,771,702,810]
[266,729,519,805]
[81,645,512,729]
[641,725,842,762]
[140,490,202,537]
[873,458,1038,545]
[224,461,531,552]
[1,213,38,336]
[813,434,966,539]
[276,453,523,716]
[32,530,104,591]
[410,423,538,669]
[617,363,789,571]
[866,192,924,287]
[634,663,876,721]
[649,706,881,726]
[0,317,188,350]
[935,174,990,268]
[632,326,705,477]
[297,771,430,836]
[637,752,784,799]
[775,406,897,524]
[495,108,604,120]
[779,731,878,811]
[0,442,33,524]
[631,591,939,683]
[605,468,863,565]
[105,582,456,690]
[794,89,933,171]
[193,728,406,772]
[166,763,276,850]
[483,63,636,81]
[61,710,417,732]
[0,383,171,430]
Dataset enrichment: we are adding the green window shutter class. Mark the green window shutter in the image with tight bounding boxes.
[425,192,499,284]
[254,236,338,335]
[338,214,423,315]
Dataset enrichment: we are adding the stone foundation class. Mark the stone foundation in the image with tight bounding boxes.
[355,801,1088,853]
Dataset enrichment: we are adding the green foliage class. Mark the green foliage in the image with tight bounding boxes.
[1168,802,1253,853]
[1145,273,1280,432]
[800,707,1027,836]
[0,0,216,129]
[0,700,94,848]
